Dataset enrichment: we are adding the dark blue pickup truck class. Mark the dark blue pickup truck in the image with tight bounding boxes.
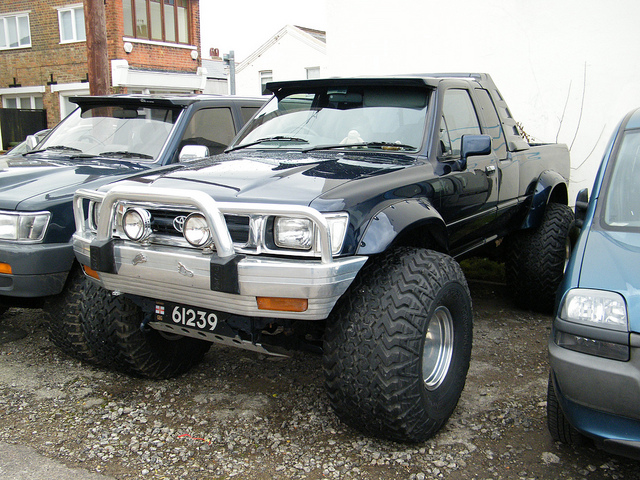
[73,74,573,442]
[0,94,264,358]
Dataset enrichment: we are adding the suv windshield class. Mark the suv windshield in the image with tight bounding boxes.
[601,129,640,230]
[37,105,180,161]
[232,86,429,152]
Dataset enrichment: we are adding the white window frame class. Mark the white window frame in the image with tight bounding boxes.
[57,4,86,44]
[50,82,90,119]
[306,67,321,80]
[0,86,45,110]
[0,11,32,50]
[260,70,273,95]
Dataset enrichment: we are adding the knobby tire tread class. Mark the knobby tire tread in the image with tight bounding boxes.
[113,299,212,379]
[323,247,473,442]
[43,265,97,363]
[506,203,575,313]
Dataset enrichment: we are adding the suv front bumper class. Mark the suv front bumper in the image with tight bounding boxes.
[73,237,366,320]
[549,333,640,446]
[0,243,75,297]
[72,186,367,320]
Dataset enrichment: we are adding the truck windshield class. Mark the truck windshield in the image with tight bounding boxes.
[36,105,180,161]
[232,86,429,152]
[601,129,640,231]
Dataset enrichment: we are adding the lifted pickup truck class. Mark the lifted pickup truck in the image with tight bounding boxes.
[0,94,264,360]
[73,74,572,442]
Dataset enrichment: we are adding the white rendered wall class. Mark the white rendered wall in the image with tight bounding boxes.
[325,0,640,201]
[236,30,327,97]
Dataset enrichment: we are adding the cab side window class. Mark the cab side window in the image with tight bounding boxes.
[181,107,236,156]
[474,88,508,160]
[439,89,481,159]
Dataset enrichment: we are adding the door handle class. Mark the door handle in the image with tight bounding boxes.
[485,165,497,175]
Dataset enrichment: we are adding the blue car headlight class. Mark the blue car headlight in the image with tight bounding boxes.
[561,289,628,331]
[556,288,629,361]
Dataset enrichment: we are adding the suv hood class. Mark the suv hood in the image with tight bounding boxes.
[0,155,149,210]
[108,150,414,207]
[578,228,640,333]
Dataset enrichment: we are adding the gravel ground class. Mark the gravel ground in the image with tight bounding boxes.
[0,282,639,479]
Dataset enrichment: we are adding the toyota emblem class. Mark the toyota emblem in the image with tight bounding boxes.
[173,215,187,232]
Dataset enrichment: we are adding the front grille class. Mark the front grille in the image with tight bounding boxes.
[147,208,250,244]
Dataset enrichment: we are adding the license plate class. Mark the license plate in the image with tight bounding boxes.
[155,302,228,333]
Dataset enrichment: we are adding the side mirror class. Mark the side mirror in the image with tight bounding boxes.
[178,145,209,162]
[25,135,39,152]
[575,188,589,228]
[459,134,492,171]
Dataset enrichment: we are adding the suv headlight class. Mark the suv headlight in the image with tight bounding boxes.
[0,211,51,242]
[556,288,629,361]
[560,289,628,331]
[274,213,349,255]
[274,217,314,250]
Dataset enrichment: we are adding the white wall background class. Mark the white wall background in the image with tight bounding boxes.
[235,27,327,97]
[324,0,640,201]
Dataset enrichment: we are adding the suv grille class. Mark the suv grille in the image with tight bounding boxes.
[147,208,250,244]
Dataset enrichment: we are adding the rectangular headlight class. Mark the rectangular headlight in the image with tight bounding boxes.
[560,288,628,331]
[274,213,349,255]
[274,217,313,250]
[0,211,51,242]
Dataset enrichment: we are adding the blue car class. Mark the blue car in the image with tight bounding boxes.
[548,107,640,459]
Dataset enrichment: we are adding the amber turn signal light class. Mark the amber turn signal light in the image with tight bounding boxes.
[83,265,100,280]
[256,297,308,312]
[0,263,11,274]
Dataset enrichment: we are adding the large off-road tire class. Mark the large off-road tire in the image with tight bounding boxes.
[112,298,212,379]
[42,265,97,363]
[79,282,135,370]
[323,247,473,442]
[505,203,575,313]
[547,372,584,445]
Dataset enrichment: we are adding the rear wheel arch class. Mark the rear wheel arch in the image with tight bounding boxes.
[521,171,569,230]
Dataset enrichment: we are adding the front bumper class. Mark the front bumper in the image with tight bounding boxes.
[549,330,640,446]
[72,186,367,320]
[0,242,75,297]
[74,236,366,319]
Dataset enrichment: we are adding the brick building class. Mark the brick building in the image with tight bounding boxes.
[0,0,205,129]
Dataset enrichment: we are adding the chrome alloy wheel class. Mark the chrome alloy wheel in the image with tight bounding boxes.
[422,306,454,390]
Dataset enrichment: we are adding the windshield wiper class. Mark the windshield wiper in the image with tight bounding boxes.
[25,145,83,155]
[303,141,417,153]
[225,136,309,153]
[99,151,154,160]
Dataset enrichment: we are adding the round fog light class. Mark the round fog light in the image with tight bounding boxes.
[123,207,151,242]
[183,213,211,247]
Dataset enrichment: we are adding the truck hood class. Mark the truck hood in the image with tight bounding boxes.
[578,228,640,333]
[109,150,414,207]
[0,155,149,211]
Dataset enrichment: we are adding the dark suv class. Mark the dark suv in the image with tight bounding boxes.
[0,94,264,359]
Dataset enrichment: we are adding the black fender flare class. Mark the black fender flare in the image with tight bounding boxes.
[355,199,448,255]
[520,170,569,230]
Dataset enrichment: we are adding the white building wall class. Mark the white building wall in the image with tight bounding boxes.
[236,29,327,97]
[325,0,640,201]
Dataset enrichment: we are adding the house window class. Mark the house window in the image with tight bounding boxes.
[306,67,320,79]
[58,5,86,43]
[2,95,43,110]
[0,12,31,50]
[123,0,190,44]
[260,71,273,95]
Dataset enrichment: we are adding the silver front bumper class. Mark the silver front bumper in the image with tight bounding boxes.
[72,186,367,320]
